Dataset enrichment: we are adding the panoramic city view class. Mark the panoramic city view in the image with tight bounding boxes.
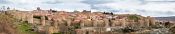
[0,0,175,34]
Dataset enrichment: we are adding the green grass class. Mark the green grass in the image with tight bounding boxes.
[0,13,37,34]
[52,32,62,34]
[17,21,37,34]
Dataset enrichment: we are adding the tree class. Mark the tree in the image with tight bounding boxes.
[37,7,41,11]
[7,7,10,10]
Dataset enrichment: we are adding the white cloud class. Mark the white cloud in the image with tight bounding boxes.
[57,0,84,3]
[1,0,175,17]
[7,0,84,4]
[0,0,90,11]
[141,3,175,11]
[95,1,175,17]
[0,2,90,11]
[7,0,42,4]
[144,0,175,1]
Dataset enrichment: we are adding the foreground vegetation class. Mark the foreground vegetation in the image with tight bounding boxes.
[16,21,37,34]
[0,13,37,34]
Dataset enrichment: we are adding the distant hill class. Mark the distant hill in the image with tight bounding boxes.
[155,16,175,22]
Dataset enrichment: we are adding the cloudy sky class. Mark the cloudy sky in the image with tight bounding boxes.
[0,0,175,17]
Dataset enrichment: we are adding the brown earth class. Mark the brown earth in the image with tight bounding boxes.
[0,13,18,34]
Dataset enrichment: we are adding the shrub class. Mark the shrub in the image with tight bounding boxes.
[17,21,37,34]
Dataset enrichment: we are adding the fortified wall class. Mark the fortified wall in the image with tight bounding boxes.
[5,9,157,34]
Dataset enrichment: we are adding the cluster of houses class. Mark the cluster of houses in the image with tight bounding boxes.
[3,8,157,34]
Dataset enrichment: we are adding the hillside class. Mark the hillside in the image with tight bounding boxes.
[155,16,175,22]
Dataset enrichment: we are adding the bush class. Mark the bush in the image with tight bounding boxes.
[17,21,37,34]
[33,16,41,19]
[74,23,81,29]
